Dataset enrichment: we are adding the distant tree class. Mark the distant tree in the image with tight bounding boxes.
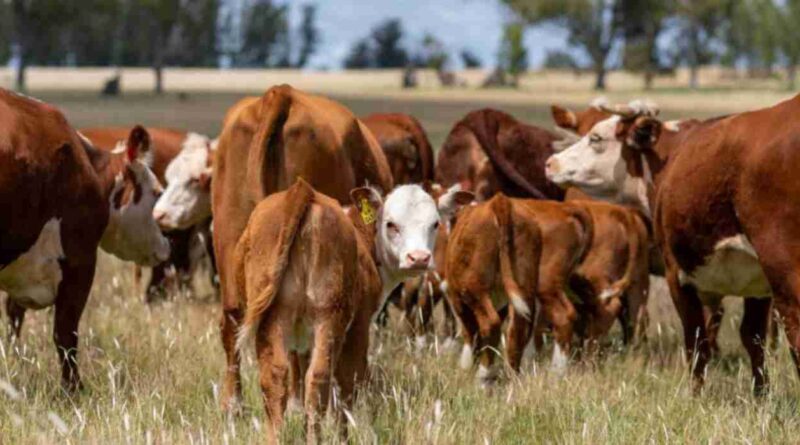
[371,19,408,68]
[0,1,11,65]
[620,0,672,89]
[720,0,759,71]
[673,0,726,89]
[344,39,372,69]
[295,4,319,68]
[501,0,624,90]
[238,0,289,67]
[498,22,528,86]
[460,49,482,68]
[543,49,579,70]
[66,0,124,67]
[419,33,449,71]
[129,0,182,94]
[174,0,219,67]
[776,0,800,89]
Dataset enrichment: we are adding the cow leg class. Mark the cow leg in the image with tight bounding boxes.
[201,220,219,290]
[334,311,370,439]
[439,292,457,343]
[769,308,781,351]
[539,289,577,374]
[585,298,623,356]
[505,304,532,372]
[471,294,502,384]
[665,266,709,393]
[54,258,95,392]
[220,307,243,413]
[624,274,650,345]
[5,298,26,340]
[288,351,309,412]
[740,298,771,396]
[256,313,290,445]
[146,262,169,303]
[305,320,343,444]
[414,280,435,348]
[453,304,479,370]
[702,296,724,357]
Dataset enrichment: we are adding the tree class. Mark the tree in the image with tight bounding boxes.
[460,49,482,68]
[371,19,408,68]
[720,0,759,71]
[501,0,624,91]
[174,0,220,67]
[418,33,449,71]
[0,1,11,65]
[673,0,726,89]
[344,40,372,68]
[777,0,800,89]
[295,4,319,68]
[238,0,289,67]
[543,49,579,70]
[498,22,528,86]
[620,0,672,89]
[132,0,181,94]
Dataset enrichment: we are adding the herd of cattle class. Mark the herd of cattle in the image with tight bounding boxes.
[1,84,799,442]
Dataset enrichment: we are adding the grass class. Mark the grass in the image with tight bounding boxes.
[2,91,800,444]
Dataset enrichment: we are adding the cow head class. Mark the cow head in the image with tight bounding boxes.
[152,133,215,230]
[545,101,661,208]
[350,183,474,278]
[100,126,171,266]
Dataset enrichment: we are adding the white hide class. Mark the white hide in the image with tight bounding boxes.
[679,235,771,299]
[551,343,569,374]
[376,185,440,277]
[0,218,65,309]
[100,159,170,266]
[153,133,214,230]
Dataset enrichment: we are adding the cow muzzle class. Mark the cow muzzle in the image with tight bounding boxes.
[401,250,432,271]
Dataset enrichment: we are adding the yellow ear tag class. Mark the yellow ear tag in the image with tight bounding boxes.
[360,197,377,224]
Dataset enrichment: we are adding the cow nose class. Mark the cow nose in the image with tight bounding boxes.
[545,157,559,175]
[153,210,170,228]
[405,250,431,269]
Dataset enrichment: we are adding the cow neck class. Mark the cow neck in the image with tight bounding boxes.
[625,127,673,218]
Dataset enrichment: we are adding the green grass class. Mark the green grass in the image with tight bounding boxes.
[2,92,799,444]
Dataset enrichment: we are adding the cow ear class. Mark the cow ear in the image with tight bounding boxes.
[126,125,151,162]
[350,187,383,225]
[551,105,577,130]
[438,184,475,219]
[630,117,661,150]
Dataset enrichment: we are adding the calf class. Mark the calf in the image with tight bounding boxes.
[446,194,593,383]
[234,179,465,443]
[0,89,169,390]
[545,98,800,395]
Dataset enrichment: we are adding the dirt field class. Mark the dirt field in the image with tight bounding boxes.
[2,88,800,444]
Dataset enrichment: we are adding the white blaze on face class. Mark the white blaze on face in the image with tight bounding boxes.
[100,160,171,266]
[153,133,213,231]
[0,218,64,309]
[378,185,440,273]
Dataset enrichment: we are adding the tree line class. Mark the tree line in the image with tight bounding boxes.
[0,0,319,92]
[503,0,800,90]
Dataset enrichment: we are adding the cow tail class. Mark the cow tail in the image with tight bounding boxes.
[600,210,641,301]
[236,178,315,351]
[491,194,531,320]
[568,205,595,268]
[246,84,293,202]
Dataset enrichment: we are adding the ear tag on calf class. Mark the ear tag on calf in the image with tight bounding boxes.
[360,198,377,225]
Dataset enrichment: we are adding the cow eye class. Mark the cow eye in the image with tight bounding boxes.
[386,221,400,234]
[589,134,602,144]
[433,221,440,230]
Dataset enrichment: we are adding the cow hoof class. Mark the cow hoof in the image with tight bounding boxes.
[441,337,457,352]
[287,396,303,413]
[220,395,243,416]
[476,364,497,388]
[414,335,427,350]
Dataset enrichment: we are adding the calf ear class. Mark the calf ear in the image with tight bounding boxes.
[551,105,577,130]
[630,117,661,150]
[126,125,151,162]
[350,187,383,225]
[438,184,475,218]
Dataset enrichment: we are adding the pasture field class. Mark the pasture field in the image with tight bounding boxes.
[2,89,800,444]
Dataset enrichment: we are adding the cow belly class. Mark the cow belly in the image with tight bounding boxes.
[679,235,771,298]
[0,218,65,309]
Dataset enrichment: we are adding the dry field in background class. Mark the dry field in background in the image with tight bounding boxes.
[1,89,800,444]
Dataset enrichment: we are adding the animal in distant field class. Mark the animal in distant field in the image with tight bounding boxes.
[0,89,169,390]
[80,127,217,301]
[546,97,800,396]
[233,178,467,443]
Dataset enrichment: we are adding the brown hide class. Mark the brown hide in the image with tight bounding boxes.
[362,112,434,185]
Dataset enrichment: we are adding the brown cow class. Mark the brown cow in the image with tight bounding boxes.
[212,85,394,413]
[233,179,466,443]
[0,89,169,390]
[362,113,434,185]
[437,108,564,201]
[80,127,217,301]
[545,97,800,395]
[446,194,593,383]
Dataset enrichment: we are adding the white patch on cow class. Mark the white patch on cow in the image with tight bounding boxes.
[598,288,618,301]
[440,279,448,295]
[679,234,771,298]
[459,343,474,369]
[415,335,427,350]
[551,343,569,374]
[153,133,214,231]
[590,96,609,109]
[663,120,682,132]
[508,291,531,320]
[100,161,170,266]
[476,364,493,381]
[0,219,64,309]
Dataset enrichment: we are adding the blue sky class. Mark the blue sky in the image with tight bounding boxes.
[282,0,571,70]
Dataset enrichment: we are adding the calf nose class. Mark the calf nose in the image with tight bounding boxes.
[405,250,432,269]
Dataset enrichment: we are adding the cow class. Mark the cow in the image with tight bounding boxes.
[80,127,217,301]
[362,113,434,185]
[544,97,800,396]
[0,89,169,390]
[233,179,467,443]
[446,194,594,384]
[212,84,394,414]
[436,108,565,201]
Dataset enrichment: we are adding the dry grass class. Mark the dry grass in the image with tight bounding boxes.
[2,90,800,444]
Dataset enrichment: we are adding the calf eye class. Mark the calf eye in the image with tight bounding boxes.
[386,221,400,234]
[433,221,440,230]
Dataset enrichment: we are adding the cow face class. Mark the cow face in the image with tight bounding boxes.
[351,184,474,277]
[545,114,661,204]
[153,133,214,230]
[100,126,171,266]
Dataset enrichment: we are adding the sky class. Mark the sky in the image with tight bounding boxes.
[281,0,571,70]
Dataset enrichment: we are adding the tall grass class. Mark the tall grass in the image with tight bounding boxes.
[2,253,800,444]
